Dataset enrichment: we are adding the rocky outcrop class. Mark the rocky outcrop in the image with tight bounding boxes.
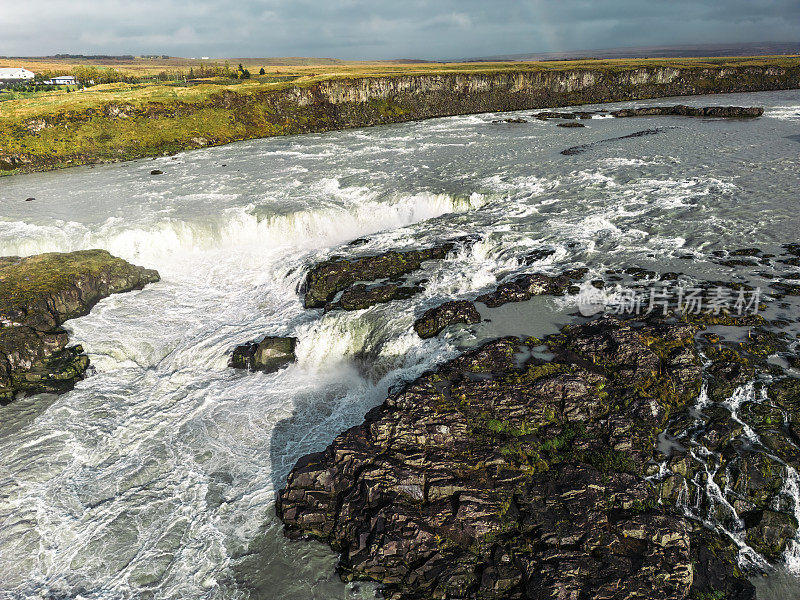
[413,300,481,339]
[229,336,297,373]
[302,244,454,309]
[535,105,764,121]
[476,269,587,307]
[611,105,764,118]
[0,250,160,402]
[277,316,765,600]
[336,283,422,312]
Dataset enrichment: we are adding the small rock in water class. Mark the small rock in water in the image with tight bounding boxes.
[25,197,34,202]
[413,300,481,338]
[150,169,163,175]
[557,122,586,128]
[230,336,297,373]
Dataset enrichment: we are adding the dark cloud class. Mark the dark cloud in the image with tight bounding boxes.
[2,0,798,59]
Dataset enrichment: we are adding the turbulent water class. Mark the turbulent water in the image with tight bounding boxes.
[0,89,799,599]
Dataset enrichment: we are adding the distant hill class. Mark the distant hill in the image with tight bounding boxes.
[463,42,800,62]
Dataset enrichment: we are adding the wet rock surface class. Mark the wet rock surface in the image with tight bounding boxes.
[562,128,671,156]
[277,315,774,600]
[413,300,482,339]
[230,336,297,373]
[611,105,764,118]
[331,283,422,312]
[302,243,455,309]
[0,250,160,402]
[476,269,587,307]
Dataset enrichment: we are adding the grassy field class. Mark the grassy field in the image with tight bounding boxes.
[0,55,798,175]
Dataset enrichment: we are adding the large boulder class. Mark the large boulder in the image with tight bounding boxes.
[0,250,159,402]
[413,300,481,339]
[301,244,454,308]
[230,336,297,373]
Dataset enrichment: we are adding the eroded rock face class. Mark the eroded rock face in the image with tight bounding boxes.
[229,336,297,373]
[277,317,756,600]
[413,300,481,339]
[0,250,160,402]
[302,244,454,309]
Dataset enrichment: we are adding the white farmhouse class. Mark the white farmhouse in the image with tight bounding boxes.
[44,75,77,86]
[0,67,35,82]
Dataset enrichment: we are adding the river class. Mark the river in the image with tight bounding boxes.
[0,89,799,599]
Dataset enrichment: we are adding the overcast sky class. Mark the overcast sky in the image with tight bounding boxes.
[1,0,798,60]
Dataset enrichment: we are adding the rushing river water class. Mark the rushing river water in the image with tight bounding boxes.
[0,89,799,599]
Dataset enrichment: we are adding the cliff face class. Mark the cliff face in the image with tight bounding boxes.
[270,64,798,131]
[1,63,798,174]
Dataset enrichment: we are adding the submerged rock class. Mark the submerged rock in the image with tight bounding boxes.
[413,300,481,338]
[229,336,297,372]
[562,128,669,156]
[611,105,763,118]
[301,243,454,308]
[0,250,160,402]
[278,316,759,600]
[557,121,586,128]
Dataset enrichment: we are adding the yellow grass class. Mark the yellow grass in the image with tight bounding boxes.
[2,55,797,122]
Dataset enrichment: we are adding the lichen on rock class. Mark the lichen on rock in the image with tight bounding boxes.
[277,315,758,600]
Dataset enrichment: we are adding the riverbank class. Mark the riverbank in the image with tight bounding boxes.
[1,56,798,175]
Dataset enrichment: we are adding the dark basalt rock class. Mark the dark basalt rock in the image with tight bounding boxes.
[302,244,454,308]
[535,111,577,120]
[534,110,597,120]
[0,250,160,403]
[561,128,668,155]
[230,336,297,373]
[278,316,759,600]
[330,283,422,312]
[150,169,163,175]
[557,121,586,128]
[611,105,763,118]
[476,268,587,307]
[413,300,481,339]
[492,117,527,124]
[743,510,798,561]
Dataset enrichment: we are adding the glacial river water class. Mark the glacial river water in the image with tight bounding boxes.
[0,89,799,599]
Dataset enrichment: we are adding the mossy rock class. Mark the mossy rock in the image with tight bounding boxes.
[0,250,159,402]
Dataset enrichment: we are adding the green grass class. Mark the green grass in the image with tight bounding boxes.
[1,55,797,175]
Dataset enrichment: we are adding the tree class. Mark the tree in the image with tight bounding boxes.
[259,67,266,75]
